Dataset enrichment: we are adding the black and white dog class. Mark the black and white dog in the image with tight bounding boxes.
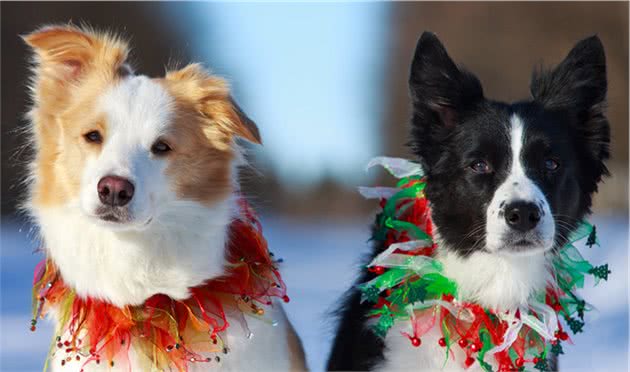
[328,32,610,371]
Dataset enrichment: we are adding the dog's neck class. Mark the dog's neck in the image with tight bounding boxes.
[34,197,236,307]
[433,232,551,311]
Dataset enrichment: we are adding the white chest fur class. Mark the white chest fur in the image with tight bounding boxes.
[35,199,233,307]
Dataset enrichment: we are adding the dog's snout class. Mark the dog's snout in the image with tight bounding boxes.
[97,176,135,207]
[504,201,541,232]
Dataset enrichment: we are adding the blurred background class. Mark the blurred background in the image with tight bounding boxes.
[1,2,628,371]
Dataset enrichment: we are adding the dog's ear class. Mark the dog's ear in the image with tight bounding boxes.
[165,64,261,148]
[408,32,484,170]
[23,25,130,108]
[530,35,609,170]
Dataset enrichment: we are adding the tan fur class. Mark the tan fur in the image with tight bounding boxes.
[24,25,129,207]
[159,104,234,205]
[164,64,262,148]
[161,64,262,205]
[25,25,261,208]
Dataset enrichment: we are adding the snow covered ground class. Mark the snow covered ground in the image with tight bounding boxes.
[1,214,627,371]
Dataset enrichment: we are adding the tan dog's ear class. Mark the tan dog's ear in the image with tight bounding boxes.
[165,64,262,146]
[24,26,97,79]
[228,96,261,145]
[24,25,129,79]
[23,25,130,107]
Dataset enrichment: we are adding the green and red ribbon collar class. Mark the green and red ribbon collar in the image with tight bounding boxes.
[358,157,610,372]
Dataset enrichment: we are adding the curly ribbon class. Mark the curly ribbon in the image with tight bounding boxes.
[485,311,522,356]
[368,241,435,268]
[523,302,559,340]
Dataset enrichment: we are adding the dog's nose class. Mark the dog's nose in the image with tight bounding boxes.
[97,176,135,207]
[504,201,541,232]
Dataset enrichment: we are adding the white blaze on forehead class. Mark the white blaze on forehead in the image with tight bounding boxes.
[79,76,177,226]
[484,114,554,253]
[504,115,543,201]
[510,116,525,176]
[100,75,174,140]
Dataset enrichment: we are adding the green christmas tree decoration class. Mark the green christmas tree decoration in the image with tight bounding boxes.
[373,311,395,338]
[534,356,549,371]
[406,283,428,304]
[566,317,584,334]
[551,342,564,355]
[363,285,381,303]
[576,299,586,320]
[586,225,598,247]
[588,264,611,281]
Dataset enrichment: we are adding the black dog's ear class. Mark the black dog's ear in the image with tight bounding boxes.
[531,36,610,169]
[408,32,484,170]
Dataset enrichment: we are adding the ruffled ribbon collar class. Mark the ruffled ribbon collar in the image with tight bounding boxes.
[31,199,288,371]
[358,157,609,372]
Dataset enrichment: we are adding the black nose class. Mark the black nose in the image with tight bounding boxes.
[97,176,135,207]
[504,201,541,232]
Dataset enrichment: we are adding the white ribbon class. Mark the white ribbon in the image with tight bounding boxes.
[410,299,475,323]
[366,157,424,178]
[368,240,434,268]
[523,302,559,340]
[358,186,400,200]
[485,310,523,356]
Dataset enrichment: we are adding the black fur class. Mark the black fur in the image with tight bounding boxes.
[327,219,386,371]
[327,32,609,370]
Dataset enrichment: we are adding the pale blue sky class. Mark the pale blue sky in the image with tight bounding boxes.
[164,3,391,187]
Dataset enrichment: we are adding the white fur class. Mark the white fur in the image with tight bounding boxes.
[81,76,175,229]
[36,198,233,307]
[437,248,551,310]
[31,75,298,370]
[485,114,555,254]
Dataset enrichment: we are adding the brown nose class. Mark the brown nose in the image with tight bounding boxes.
[97,176,135,207]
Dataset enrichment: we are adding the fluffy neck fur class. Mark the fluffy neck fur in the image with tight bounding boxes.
[34,197,236,307]
[433,229,552,310]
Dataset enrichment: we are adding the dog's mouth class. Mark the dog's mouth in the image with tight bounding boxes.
[498,236,551,256]
[507,239,536,252]
[100,214,123,223]
[96,207,131,223]
[94,207,140,225]
[91,205,154,230]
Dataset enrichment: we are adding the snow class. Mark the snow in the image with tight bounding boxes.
[1,215,627,371]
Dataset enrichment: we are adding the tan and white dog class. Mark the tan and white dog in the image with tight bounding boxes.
[23,25,306,371]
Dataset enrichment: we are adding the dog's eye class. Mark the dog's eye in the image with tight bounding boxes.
[83,130,103,144]
[545,158,560,171]
[470,160,492,174]
[151,140,172,155]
